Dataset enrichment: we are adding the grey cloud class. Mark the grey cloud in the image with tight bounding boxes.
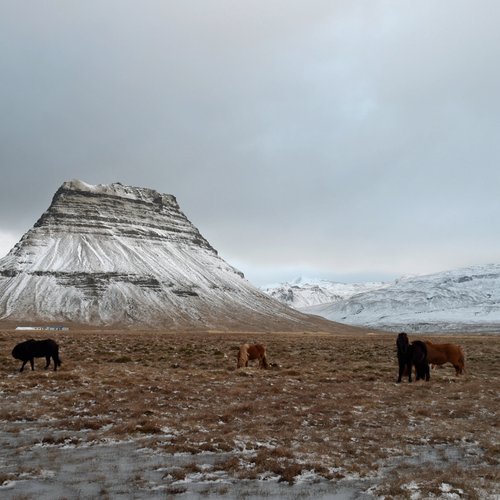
[1,1,499,284]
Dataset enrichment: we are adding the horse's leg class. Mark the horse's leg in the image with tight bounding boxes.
[29,358,35,371]
[52,355,57,371]
[397,360,405,383]
[262,355,269,369]
[407,362,413,383]
[417,362,429,381]
[414,363,421,381]
[45,355,51,369]
[415,357,426,381]
[20,360,27,372]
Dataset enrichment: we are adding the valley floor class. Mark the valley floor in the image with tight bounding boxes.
[0,329,498,499]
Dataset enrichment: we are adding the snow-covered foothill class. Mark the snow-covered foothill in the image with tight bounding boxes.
[297,265,500,332]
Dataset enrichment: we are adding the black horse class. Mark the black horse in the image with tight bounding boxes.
[12,339,62,372]
[396,332,430,383]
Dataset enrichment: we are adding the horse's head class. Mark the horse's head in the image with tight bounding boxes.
[396,332,409,354]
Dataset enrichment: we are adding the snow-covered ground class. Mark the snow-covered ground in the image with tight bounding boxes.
[0,429,377,499]
[0,427,475,499]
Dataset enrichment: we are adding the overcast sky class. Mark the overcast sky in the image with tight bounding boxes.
[1,1,499,286]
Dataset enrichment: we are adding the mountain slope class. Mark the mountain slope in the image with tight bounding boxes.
[261,277,388,309]
[301,265,500,332]
[0,180,346,331]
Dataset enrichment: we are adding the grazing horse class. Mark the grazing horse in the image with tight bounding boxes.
[237,343,269,369]
[396,332,430,383]
[12,339,62,372]
[425,341,465,375]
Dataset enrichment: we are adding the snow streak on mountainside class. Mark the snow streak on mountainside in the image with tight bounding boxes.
[0,180,338,330]
[300,265,500,333]
[261,277,388,309]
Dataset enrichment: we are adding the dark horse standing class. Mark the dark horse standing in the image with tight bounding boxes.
[396,332,430,383]
[12,339,62,372]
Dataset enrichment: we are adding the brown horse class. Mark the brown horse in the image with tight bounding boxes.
[425,341,465,375]
[237,343,269,369]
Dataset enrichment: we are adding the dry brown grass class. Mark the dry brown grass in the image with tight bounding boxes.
[0,329,498,497]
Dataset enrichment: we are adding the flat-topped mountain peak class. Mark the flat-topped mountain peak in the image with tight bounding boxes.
[0,180,343,332]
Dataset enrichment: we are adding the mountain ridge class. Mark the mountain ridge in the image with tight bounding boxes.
[261,277,388,309]
[262,265,500,333]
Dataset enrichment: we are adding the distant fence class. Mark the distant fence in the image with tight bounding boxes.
[15,326,69,331]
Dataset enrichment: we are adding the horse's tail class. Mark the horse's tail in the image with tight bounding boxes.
[53,350,62,370]
[458,346,466,374]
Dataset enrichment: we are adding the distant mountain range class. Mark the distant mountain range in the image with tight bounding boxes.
[261,277,388,309]
[262,266,500,333]
[0,180,346,332]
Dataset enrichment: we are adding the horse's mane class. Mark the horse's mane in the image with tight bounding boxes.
[396,332,409,355]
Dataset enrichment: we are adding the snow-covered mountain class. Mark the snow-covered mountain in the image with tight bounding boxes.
[0,180,340,331]
[299,266,500,333]
[261,277,388,309]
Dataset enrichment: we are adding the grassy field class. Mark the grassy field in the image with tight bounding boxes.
[0,328,498,498]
